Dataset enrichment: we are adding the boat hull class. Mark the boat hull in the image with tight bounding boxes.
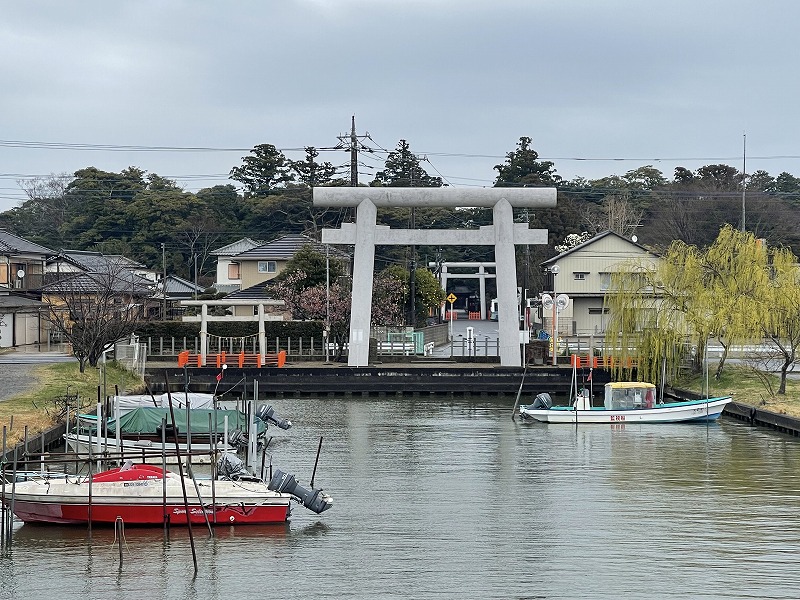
[6,474,292,526]
[519,396,732,424]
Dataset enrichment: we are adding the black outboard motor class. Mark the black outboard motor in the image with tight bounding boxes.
[227,428,248,450]
[532,393,552,410]
[257,404,292,430]
[268,469,333,514]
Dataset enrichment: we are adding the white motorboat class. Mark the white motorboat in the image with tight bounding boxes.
[519,381,732,424]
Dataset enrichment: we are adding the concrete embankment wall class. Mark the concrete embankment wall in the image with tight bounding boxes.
[147,365,595,398]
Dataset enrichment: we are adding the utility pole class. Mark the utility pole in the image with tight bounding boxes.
[161,243,167,320]
[193,253,198,300]
[350,116,358,187]
[409,207,416,327]
[337,115,370,187]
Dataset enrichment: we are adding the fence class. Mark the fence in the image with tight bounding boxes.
[113,342,147,377]
[137,332,659,363]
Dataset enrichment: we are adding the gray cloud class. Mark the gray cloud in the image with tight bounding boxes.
[0,0,797,210]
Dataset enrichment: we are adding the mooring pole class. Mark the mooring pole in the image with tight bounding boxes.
[164,372,198,574]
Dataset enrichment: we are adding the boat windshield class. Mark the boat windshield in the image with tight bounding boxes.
[604,383,656,410]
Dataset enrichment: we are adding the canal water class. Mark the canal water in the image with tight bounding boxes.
[2,395,799,599]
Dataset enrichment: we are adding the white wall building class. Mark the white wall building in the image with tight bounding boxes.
[541,231,661,336]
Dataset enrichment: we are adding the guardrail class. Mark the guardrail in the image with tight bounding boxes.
[177,350,287,368]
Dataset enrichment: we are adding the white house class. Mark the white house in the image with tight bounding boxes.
[541,231,661,336]
[209,238,263,293]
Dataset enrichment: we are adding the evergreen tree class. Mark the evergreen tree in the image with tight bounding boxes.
[230,144,294,197]
[372,140,443,187]
[493,136,561,187]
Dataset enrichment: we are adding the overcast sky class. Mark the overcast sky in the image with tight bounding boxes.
[1,0,797,212]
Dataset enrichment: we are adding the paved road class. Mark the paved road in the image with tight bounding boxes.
[429,318,500,358]
[0,348,76,402]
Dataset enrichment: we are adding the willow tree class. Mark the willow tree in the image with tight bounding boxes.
[603,245,700,386]
[604,225,768,387]
[759,246,800,394]
[701,226,768,378]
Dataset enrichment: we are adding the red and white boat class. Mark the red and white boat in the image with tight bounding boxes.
[5,457,332,526]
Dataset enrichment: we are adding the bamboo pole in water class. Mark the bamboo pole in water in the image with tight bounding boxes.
[115,517,124,569]
[186,462,213,537]
[161,418,168,534]
[9,448,18,547]
[164,372,198,574]
[209,413,217,525]
[510,368,526,421]
[310,437,323,488]
[87,419,93,535]
[1,426,6,549]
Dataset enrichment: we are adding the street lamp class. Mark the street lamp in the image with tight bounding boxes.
[541,266,570,367]
[325,244,330,364]
[549,265,559,365]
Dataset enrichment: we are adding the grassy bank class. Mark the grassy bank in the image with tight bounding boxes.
[675,365,800,418]
[0,362,143,447]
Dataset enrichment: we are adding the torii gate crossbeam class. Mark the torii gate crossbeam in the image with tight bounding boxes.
[314,188,556,367]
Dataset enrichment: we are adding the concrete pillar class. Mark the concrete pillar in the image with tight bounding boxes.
[200,303,208,366]
[493,198,521,367]
[348,199,378,366]
[258,303,266,366]
[440,265,448,321]
[478,265,487,320]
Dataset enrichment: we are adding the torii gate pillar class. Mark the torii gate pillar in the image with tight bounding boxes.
[315,188,556,367]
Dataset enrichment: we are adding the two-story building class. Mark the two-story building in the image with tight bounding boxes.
[201,233,351,319]
[541,231,661,337]
[209,237,263,294]
[232,234,347,290]
[0,230,55,346]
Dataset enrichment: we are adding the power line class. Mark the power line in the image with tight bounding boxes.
[3,136,800,164]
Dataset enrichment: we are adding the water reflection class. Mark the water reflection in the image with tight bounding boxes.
[2,396,800,599]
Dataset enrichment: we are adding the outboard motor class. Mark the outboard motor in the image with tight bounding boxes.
[268,469,333,514]
[257,404,292,430]
[532,393,552,410]
[227,428,248,450]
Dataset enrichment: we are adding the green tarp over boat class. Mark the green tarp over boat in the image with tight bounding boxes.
[108,407,266,435]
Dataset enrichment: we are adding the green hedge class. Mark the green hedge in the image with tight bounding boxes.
[136,320,324,339]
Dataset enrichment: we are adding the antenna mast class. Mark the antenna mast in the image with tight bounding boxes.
[741,132,747,232]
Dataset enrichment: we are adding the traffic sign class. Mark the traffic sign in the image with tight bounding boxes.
[446,293,457,304]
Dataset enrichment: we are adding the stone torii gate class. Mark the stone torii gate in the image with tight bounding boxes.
[433,262,496,320]
[314,187,556,367]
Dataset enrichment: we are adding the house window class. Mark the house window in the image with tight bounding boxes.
[258,261,277,274]
[599,272,611,291]
[228,263,240,280]
[574,272,589,281]
[588,308,609,315]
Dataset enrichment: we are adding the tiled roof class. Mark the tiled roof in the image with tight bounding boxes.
[224,282,276,301]
[235,234,350,261]
[41,271,157,296]
[0,293,46,310]
[59,250,146,272]
[210,238,263,256]
[164,275,204,295]
[0,230,55,255]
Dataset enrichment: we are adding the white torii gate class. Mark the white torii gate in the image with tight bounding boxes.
[432,262,496,320]
[314,187,556,367]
